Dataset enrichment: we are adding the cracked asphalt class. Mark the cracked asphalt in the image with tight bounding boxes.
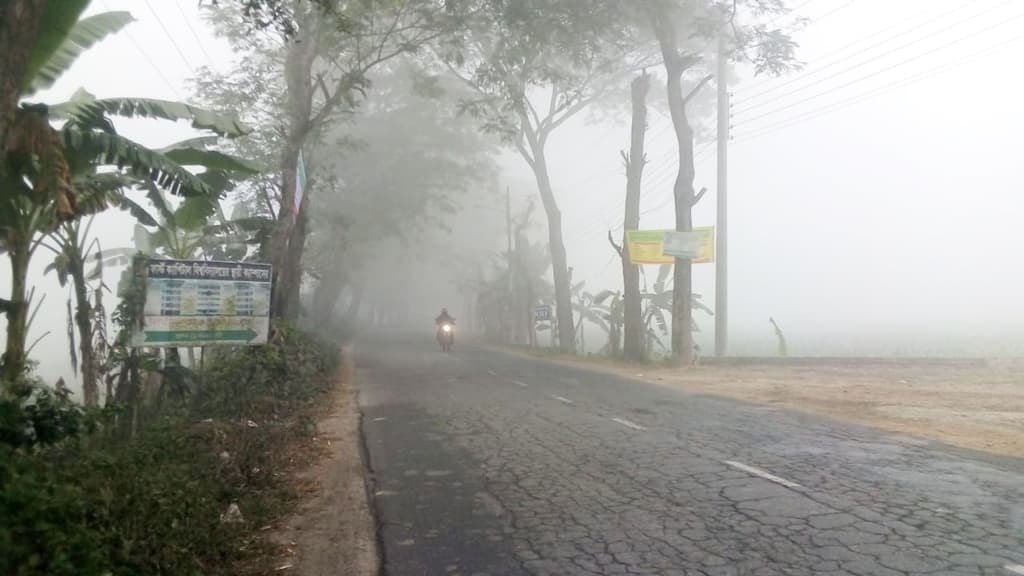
[358,334,1024,576]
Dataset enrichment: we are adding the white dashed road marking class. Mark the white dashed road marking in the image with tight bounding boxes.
[610,417,646,431]
[511,380,529,388]
[487,370,497,376]
[1004,565,1024,575]
[551,395,573,405]
[724,460,802,489]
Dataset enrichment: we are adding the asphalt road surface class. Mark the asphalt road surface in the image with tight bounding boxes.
[358,334,1024,576]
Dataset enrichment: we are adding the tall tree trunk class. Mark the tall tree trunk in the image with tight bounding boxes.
[650,6,698,366]
[622,72,649,362]
[269,20,315,320]
[512,234,527,345]
[2,235,31,384]
[528,145,576,353]
[0,1,49,177]
[70,263,97,406]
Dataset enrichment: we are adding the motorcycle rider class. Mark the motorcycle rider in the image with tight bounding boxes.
[435,308,455,342]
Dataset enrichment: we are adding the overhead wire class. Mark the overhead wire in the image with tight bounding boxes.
[141,0,197,75]
[731,30,1024,145]
[638,148,717,218]
[734,0,1012,116]
[733,8,1024,127]
[735,0,985,98]
[634,0,861,188]
[801,0,862,28]
[172,0,217,67]
[99,0,183,98]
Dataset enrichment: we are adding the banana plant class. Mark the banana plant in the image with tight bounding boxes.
[639,264,714,360]
[39,217,116,406]
[592,290,624,357]
[2,9,255,383]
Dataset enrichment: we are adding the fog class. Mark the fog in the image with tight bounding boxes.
[5,0,1024,391]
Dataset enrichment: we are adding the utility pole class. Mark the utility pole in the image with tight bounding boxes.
[715,35,730,357]
[506,186,513,282]
[506,186,515,343]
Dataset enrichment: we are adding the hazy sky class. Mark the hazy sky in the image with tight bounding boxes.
[5,0,1024,386]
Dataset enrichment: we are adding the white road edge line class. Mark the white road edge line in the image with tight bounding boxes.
[551,395,573,405]
[511,380,528,388]
[724,460,802,489]
[1005,564,1024,575]
[610,417,646,431]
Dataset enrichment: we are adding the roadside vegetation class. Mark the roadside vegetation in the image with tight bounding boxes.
[0,322,341,575]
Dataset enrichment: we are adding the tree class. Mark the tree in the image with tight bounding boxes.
[204,0,469,321]
[642,0,797,365]
[41,217,108,406]
[301,61,499,323]
[439,0,640,353]
[620,72,650,362]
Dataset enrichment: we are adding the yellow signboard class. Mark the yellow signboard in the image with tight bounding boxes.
[625,230,673,264]
[626,227,715,265]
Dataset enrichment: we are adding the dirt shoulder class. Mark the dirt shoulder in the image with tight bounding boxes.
[269,344,378,576]
[512,348,1024,458]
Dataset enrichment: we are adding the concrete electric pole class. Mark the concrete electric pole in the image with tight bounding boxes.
[715,35,730,357]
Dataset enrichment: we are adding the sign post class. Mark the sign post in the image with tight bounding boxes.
[663,227,715,263]
[626,227,715,265]
[133,258,273,347]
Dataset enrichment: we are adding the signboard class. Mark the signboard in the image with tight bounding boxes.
[626,227,715,265]
[134,258,272,347]
[534,304,552,322]
[626,230,673,264]
[664,227,715,263]
[294,150,307,222]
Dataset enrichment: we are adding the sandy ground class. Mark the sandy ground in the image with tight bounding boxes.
[533,353,1024,458]
[270,344,379,576]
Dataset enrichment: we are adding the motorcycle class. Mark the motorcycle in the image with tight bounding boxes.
[437,323,454,352]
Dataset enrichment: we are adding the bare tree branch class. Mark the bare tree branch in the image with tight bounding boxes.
[691,186,707,207]
[607,230,623,258]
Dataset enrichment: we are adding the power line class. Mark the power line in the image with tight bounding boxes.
[735,0,1010,115]
[735,0,984,98]
[641,142,715,197]
[172,0,216,67]
[731,31,1024,144]
[99,0,182,98]
[766,0,824,26]
[141,0,196,75]
[803,0,862,28]
[638,145,716,218]
[739,0,862,81]
[123,30,184,99]
[733,9,1024,127]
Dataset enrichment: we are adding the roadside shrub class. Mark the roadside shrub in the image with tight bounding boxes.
[0,327,339,575]
[195,324,337,419]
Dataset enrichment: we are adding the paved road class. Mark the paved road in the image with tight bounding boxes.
[358,334,1024,576]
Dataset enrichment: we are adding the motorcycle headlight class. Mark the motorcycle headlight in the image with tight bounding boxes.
[443,324,452,332]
